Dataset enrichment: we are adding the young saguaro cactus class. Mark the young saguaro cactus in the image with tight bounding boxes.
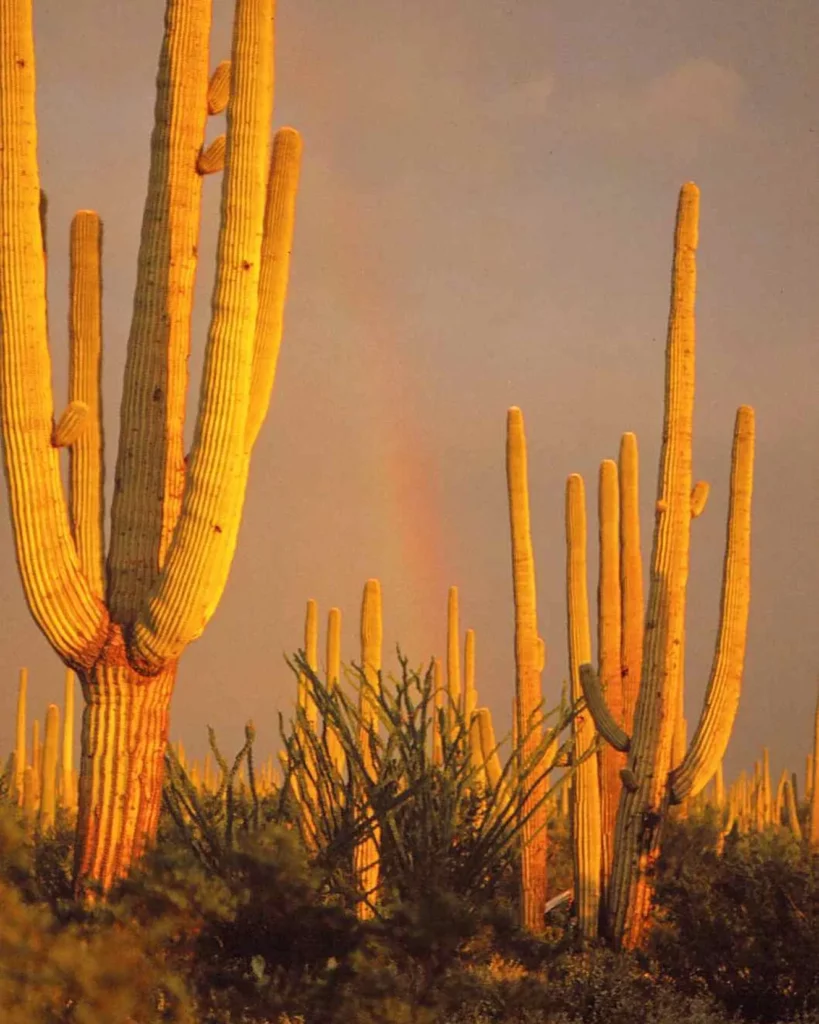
[0,0,302,894]
[578,184,755,949]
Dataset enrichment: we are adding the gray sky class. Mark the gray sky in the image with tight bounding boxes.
[1,0,817,787]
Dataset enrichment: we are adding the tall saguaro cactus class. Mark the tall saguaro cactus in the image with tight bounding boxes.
[579,184,755,948]
[0,0,302,893]
[506,406,548,931]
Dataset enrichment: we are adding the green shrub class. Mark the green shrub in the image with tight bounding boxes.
[653,815,819,1022]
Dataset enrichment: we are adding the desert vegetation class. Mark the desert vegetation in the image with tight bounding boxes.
[0,0,816,1021]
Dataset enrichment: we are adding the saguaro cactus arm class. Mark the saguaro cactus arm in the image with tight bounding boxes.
[107,0,212,624]
[669,405,755,804]
[245,127,303,452]
[0,0,108,668]
[130,0,288,671]
[579,665,630,752]
[68,212,105,598]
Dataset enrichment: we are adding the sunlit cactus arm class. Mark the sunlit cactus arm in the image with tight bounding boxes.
[67,211,105,598]
[464,627,477,724]
[505,405,547,932]
[669,406,755,803]
[207,59,231,114]
[597,457,623,891]
[578,665,630,753]
[53,402,89,448]
[130,0,276,670]
[446,585,461,744]
[14,668,27,804]
[476,707,503,791]
[618,432,643,731]
[691,480,709,518]
[62,669,76,811]
[0,0,108,667]
[566,473,602,943]
[107,0,212,623]
[244,126,303,451]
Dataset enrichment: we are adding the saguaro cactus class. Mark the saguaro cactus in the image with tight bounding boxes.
[565,473,602,942]
[506,406,548,931]
[579,184,755,949]
[0,0,302,893]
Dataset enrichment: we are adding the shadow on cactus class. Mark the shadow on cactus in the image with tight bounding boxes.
[282,650,581,916]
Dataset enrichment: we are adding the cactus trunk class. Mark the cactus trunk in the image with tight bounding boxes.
[74,652,175,895]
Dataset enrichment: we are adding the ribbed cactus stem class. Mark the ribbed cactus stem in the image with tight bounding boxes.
[432,656,444,766]
[355,579,382,918]
[22,766,36,825]
[68,210,104,597]
[566,473,602,943]
[325,607,345,779]
[301,598,319,730]
[669,406,755,803]
[14,667,27,805]
[62,669,75,810]
[476,707,503,791]
[32,717,41,802]
[39,703,59,832]
[446,586,462,746]
[506,406,547,932]
[608,183,700,949]
[618,432,643,733]
[597,458,622,891]
[464,627,477,724]
[809,689,819,848]
[784,775,802,840]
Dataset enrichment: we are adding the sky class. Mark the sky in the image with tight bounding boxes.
[0,0,817,788]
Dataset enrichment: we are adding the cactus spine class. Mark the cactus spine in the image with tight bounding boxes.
[506,406,548,931]
[0,0,302,893]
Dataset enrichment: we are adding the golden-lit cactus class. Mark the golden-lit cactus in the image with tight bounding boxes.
[506,406,548,932]
[618,433,643,734]
[809,689,819,848]
[432,656,444,766]
[325,607,345,780]
[578,185,755,949]
[14,667,27,805]
[446,586,462,745]
[61,669,76,811]
[596,459,621,894]
[464,627,477,725]
[565,473,602,942]
[0,0,302,894]
[355,578,383,919]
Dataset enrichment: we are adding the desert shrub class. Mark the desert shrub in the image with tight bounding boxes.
[653,814,819,1022]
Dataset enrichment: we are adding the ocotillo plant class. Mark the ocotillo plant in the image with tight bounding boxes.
[579,183,755,949]
[0,0,302,893]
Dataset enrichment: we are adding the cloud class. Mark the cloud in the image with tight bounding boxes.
[555,59,746,156]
